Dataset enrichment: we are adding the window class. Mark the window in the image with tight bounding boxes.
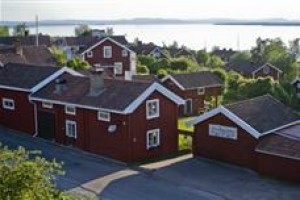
[122,50,128,57]
[197,87,205,95]
[2,98,15,110]
[66,120,77,138]
[103,46,112,58]
[114,62,123,75]
[209,124,238,140]
[87,51,93,58]
[147,129,160,149]
[146,99,160,119]
[42,102,53,109]
[184,99,193,115]
[98,110,111,122]
[65,105,76,115]
[263,66,270,74]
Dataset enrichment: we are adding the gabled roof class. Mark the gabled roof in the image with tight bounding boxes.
[80,36,132,55]
[0,53,26,65]
[189,95,300,139]
[161,71,223,90]
[30,73,185,114]
[0,63,82,92]
[226,61,282,76]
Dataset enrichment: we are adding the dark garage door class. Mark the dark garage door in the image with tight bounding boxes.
[37,111,55,140]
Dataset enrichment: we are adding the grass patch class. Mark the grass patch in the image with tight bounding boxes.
[179,134,192,151]
[178,117,195,132]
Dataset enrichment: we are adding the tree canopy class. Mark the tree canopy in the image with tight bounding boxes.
[0,145,69,200]
[0,26,9,37]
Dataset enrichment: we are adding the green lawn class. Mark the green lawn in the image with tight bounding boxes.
[178,117,195,132]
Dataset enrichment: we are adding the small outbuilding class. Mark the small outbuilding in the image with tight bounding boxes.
[189,94,300,181]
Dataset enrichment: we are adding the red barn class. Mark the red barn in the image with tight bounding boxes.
[161,71,223,116]
[189,95,300,181]
[0,63,79,134]
[80,36,136,77]
[29,70,185,162]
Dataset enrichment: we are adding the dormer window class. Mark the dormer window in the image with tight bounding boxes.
[103,46,112,58]
[197,87,205,95]
[65,105,76,115]
[146,99,160,119]
[87,51,93,58]
[122,50,128,57]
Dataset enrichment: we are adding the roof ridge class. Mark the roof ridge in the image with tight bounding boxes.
[224,94,272,107]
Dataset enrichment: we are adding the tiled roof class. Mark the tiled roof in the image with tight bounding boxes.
[0,36,51,47]
[225,95,299,133]
[0,53,26,65]
[132,74,158,82]
[21,45,56,66]
[31,73,153,111]
[256,133,300,160]
[0,63,59,90]
[168,71,223,89]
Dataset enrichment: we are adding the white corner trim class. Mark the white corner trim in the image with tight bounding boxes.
[81,37,134,55]
[30,67,83,93]
[187,106,261,139]
[161,75,185,91]
[252,63,283,76]
[123,82,185,114]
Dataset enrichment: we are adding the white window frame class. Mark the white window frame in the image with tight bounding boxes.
[103,46,112,58]
[146,99,160,119]
[98,110,111,122]
[122,49,128,57]
[197,87,205,95]
[65,120,77,139]
[114,62,123,75]
[2,98,15,110]
[209,124,238,140]
[65,105,76,115]
[42,102,53,109]
[87,51,93,58]
[147,129,160,149]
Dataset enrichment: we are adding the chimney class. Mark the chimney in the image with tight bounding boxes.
[54,78,67,94]
[13,39,22,56]
[88,68,106,96]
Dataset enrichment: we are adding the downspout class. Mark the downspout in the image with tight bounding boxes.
[33,101,38,137]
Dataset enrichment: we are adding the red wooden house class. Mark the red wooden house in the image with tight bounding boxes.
[189,94,300,182]
[161,71,223,116]
[80,36,136,78]
[0,62,81,134]
[29,70,184,162]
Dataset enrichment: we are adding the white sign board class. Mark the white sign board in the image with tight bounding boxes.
[209,124,238,140]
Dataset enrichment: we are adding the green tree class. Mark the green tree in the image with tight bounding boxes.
[157,68,168,79]
[230,51,251,64]
[13,23,29,36]
[207,55,224,68]
[136,64,149,74]
[67,57,90,70]
[0,145,69,200]
[196,50,210,66]
[75,25,91,37]
[50,46,67,67]
[0,26,9,37]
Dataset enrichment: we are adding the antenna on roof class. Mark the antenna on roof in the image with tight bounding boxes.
[35,15,39,46]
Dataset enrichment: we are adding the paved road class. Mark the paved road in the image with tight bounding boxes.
[0,127,222,200]
[143,155,300,200]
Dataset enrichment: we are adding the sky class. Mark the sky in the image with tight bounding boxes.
[1,0,300,21]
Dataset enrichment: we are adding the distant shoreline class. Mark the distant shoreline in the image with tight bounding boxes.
[2,18,300,27]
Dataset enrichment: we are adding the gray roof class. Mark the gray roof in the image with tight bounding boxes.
[0,63,60,90]
[225,95,299,133]
[169,71,223,89]
[0,36,51,47]
[31,73,153,111]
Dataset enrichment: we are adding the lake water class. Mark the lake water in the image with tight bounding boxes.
[23,24,300,50]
